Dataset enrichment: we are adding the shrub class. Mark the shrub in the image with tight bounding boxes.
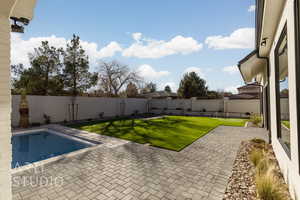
[250,149,264,167]
[256,171,284,200]
[251,138,267,149]
[251,138,266,144]
[250,114,262,126]
[31,122,41,127]
[99,112,104,119]
[43,114,51,124]
[256,159,270,176]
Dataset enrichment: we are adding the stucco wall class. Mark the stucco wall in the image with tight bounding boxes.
[150,98,263,115]
[0,15,13,200]
[268,0,300,198]
[12,96,148,126]
[225,99,261,114]
[12,96,269,127]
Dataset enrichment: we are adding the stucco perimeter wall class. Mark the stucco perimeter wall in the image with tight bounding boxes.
[150,99,261,114]
[12,95,148,127]
[224,99,261,114]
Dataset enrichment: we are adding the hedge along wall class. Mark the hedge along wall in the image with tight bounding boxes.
[11,95,149,127]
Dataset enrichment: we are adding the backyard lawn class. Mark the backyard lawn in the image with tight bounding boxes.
[70,116,247,151]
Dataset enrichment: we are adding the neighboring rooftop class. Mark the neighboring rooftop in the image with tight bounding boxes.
[139,91,178,99]
[229,83,261,99]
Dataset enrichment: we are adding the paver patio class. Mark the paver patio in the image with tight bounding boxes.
[12,125,267,200]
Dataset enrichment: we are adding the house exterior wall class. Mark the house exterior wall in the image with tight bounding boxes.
[268,0,300,198]
[0,14,13,200]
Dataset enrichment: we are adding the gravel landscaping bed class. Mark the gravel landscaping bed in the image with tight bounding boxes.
[223,140,292,200]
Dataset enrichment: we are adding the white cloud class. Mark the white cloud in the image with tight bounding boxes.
[11,34,67,67]
[222,65,239,74]
[137,64,170,80]
[123,33,203,58]
[248,5,256,12]
[184,67,205,78]
[132,32,142,41]
[205,28,255,49]
[11,33,122,68]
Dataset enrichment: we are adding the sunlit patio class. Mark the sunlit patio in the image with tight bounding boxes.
[12,125,267,200]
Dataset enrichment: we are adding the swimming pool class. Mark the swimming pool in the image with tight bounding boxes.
[12,129,94,168]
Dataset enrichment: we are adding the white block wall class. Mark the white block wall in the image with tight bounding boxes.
[224,99,261,114]
[11,96,148,126]
[150,98,262,114]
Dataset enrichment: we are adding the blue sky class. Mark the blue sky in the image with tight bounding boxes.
[11,0,256,93]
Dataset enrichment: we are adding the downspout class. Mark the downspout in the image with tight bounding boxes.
[257,54,271,144]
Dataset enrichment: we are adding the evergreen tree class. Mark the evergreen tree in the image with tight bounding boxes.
[62,34,98,96]
[164,85,172,93]
[12,41,64,95]
[177,72,208,98]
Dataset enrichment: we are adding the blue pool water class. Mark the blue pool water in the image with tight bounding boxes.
[12,131,91,168]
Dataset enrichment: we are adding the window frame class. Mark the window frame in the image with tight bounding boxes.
[274,23,291,158]
[294,0,300,173]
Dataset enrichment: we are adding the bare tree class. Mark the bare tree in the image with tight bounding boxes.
[98,61,142,96]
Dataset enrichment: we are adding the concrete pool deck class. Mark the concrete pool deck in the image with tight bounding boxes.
[12,125,267,200]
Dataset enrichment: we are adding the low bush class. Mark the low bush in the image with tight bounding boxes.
[43,114,51,124]
[256,171,284,200]
[99,112,104,119]
[251,138,266,144]
[250,149,264,167]
[250,114,262,126]
[256,159,270,176]
[251,138,267,150]
[31,122,41,127]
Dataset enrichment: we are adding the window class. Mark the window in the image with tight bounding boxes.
[275,25,291,157]
[294,0,300,172]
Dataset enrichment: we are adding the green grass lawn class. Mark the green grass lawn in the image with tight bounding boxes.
[282,120,290,129]
[69,116,247,151]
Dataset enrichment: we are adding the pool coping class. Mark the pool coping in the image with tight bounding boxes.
[11,128,103,174]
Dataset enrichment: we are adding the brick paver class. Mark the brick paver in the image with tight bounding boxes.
[12,125,267,200]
